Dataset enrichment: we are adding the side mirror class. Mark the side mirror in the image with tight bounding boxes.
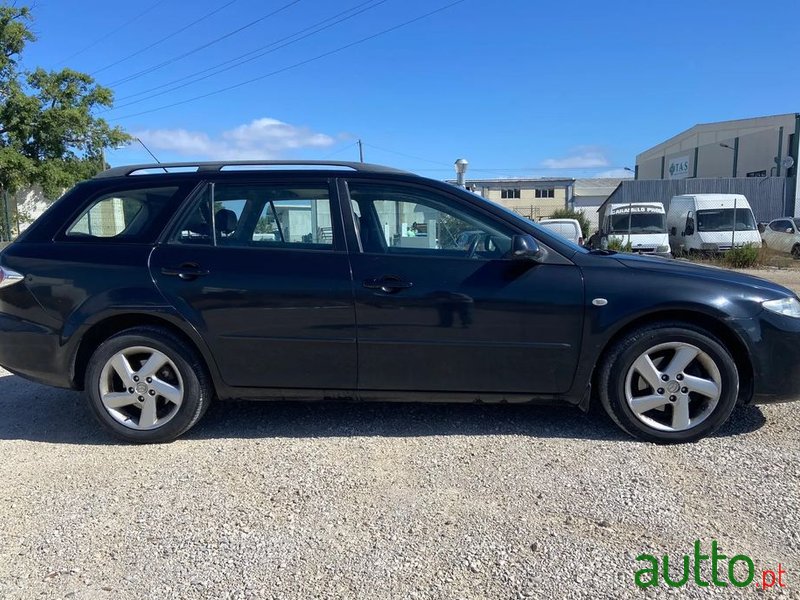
[670,227,677,236]
[509,234,543,261]
[787,228,794,234]
[685,218,695,236]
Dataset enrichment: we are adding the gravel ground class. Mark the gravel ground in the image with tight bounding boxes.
[1,268,799,599]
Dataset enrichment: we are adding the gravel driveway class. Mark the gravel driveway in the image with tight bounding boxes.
[1,267,799,599]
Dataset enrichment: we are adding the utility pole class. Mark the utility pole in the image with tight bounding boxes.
[358,139,364,163]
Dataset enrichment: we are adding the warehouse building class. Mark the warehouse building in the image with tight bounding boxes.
[571,178,626,231]
[635,113,799,215]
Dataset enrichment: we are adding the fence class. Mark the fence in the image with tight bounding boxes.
[603,177,794,222]
[511,206,562,221]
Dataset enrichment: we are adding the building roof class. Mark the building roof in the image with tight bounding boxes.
[636,113,798,161]
[573,178,626,196]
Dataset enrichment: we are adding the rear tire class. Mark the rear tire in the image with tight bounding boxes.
[598,323,739,444]
[791,244,800,259]
[85,326,212,443]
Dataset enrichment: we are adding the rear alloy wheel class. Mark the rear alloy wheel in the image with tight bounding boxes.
[599,324,739,443]
[85,327,212,443]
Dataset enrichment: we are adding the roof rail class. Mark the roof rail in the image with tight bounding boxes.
[94,160,409,178]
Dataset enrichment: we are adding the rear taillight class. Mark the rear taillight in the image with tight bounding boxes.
[0,266,23,289]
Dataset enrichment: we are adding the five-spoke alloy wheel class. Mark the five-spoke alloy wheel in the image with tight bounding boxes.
[599,323,739,443]
[86,327,212,443]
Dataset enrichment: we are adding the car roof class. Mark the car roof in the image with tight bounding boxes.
[94,160,410,179]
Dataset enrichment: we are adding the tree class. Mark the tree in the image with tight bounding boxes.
[0,5,131,201]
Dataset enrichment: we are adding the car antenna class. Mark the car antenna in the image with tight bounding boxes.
[136,137,169,173]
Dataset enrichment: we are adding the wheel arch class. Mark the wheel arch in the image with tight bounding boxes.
[590,309,754,406]
[71,312,219,392]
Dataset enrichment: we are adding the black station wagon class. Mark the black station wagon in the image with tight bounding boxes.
[0,161,799,443]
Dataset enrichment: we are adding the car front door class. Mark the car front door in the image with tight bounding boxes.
[341,180,585,395]
[766,219,794,253]
[150,179,357,391]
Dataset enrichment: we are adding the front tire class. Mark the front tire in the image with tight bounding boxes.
[85,326,212,443]
[598,323,739,443]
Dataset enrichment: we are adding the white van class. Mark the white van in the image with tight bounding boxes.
[538,218,583,246]
[598,202,671,257]
[667,194,761,254]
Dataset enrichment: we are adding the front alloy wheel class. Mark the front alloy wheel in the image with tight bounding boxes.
[624,342,721,433]
[599,323,739,443]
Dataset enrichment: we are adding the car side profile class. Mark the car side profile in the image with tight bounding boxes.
[1,161,799,444]
[761,217,800,258]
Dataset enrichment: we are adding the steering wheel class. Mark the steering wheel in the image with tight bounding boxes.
[466,233,483,258]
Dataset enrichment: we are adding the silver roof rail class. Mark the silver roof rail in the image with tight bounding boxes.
[94,160,409,178]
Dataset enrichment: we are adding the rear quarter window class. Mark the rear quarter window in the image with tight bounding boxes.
[62,185,191,243]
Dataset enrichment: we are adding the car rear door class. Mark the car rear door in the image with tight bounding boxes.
[340,179,585,395]
[149,178,357,390]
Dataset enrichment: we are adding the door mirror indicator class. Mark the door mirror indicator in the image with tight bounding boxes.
[509,234,544,261]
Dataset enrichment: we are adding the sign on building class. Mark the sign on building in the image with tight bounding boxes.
[668,156,690,179]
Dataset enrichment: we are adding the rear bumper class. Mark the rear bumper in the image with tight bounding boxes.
[0,312,74,389]
[746,311,800,404]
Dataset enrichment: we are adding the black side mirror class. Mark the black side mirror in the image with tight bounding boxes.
[509,234,544,261]
[670,227,677,236]
[685,218,695,236]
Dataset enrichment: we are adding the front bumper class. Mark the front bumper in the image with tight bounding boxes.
[745,310,800,404]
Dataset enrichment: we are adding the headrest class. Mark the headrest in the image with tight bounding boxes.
[216,209,238,235]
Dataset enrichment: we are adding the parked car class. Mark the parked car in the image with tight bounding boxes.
[538,218,583,246]
[667,194,761,254]
[1,161,799,444]
[761,218,800,258]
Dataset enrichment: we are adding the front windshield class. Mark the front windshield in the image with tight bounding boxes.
[696,209,756,232]
[609,213,666,234]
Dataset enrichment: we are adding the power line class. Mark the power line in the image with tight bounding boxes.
[108,0,467,122]
[363,143,450,167]
[91,0,240,76]
[320,142,359,160]
[107,0,390,111]
[60,1,167,64]
[107,0,304,87]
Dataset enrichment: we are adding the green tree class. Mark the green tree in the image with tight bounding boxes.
[0,5,131,201]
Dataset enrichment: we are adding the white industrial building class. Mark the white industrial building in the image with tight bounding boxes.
[636,113,799,214]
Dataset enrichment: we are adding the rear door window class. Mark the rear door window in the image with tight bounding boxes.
[172,182,337,249]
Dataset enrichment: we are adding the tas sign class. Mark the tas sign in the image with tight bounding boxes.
[668,156,690,179]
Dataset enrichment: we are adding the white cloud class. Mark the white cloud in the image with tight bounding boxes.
[136,117,336,160]
[595,168,634,178]
[541,147,611,169]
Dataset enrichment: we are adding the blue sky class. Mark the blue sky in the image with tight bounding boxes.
[21,0,800,179]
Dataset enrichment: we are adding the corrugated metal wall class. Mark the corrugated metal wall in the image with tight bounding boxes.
[602,178,794,222]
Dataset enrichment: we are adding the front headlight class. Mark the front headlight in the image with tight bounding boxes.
[656,244,670,253]
[762,297,800,318]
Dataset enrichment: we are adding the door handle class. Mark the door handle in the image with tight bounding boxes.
[363,276,413,293]
[161,263,210,280]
